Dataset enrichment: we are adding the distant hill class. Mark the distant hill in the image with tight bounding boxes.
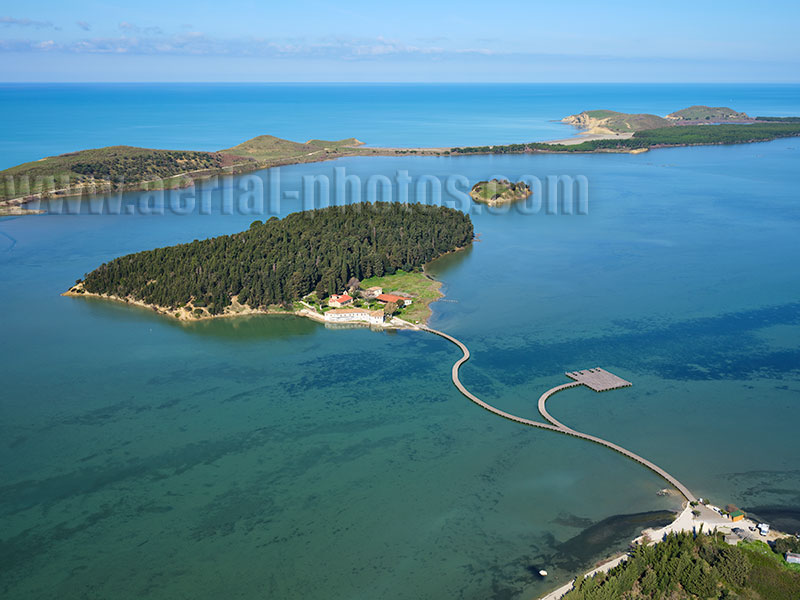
[563,105,755,135]
[222,135,363,161]
[0,135,366,203]
[0,145,249,201]
[562,110,671,133]
[667,105,750,121]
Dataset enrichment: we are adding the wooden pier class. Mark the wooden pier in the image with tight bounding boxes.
[565,368,632,392]
[422,326,696,503]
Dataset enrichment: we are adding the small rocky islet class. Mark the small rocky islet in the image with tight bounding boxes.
[469,179,532,205]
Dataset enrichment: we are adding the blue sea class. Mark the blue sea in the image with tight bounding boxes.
[1,84,800,599]
[2,82,800,168]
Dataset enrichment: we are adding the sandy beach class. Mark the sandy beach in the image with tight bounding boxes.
[542,132,635,146]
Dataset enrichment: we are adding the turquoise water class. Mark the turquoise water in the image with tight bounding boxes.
[2,85,800,599]
[2,83,800,167]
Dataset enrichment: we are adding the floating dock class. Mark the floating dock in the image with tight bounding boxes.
[565,368,632,392]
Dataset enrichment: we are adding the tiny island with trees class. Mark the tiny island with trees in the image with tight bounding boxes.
[65,202,473,326]
[469,179,532,206]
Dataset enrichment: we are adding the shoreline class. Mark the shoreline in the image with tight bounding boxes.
[538,131,635,146]
[62,253,457,328]
[62,287,419,330]
[7,124,800,210]
[0,144,446,209]
[536,502,793,600]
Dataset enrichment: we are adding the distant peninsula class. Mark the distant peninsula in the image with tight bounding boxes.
[0,136,446,210]
[561,105,754,136]
[453,105,800,155]
[64,202,473,326]
[470,179,532,205]
[3,105,800,212]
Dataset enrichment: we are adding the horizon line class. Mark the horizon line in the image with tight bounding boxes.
[2,81,800,85]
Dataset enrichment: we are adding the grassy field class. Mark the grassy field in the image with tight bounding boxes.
[222,135,363,161]
[667,105,749,121]
[599,111,671,132]
[740,540,800,573]
[472,180,512,200]
[738,540,800,599]
[358,269,443,324]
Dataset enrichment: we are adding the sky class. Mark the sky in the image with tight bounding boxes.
[1,0,799,82]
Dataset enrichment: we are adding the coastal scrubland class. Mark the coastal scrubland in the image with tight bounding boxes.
[667,105,750,121]
[0,135,446,205]
[0,146,249,201]
[562,531,800,600]
[221,135,364,161]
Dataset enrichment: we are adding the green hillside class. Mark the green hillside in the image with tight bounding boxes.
[0,145,247,201]
[594,111,671,132]
[668,105,750,121]
[0,135,367,203]
[222,135,362,161]
[562,531,800,600]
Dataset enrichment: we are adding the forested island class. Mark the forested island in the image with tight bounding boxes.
[561,531,800,600]
[66,203,473,322]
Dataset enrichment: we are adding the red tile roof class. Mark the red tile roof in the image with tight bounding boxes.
[376,293,409,303]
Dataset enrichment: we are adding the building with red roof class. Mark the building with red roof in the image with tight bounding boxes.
[376,293,412,306]
[328,294,353,308]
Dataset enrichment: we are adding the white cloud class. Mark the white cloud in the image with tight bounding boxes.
[0,16,55,29]
[118,22,163,35]
[1,30,795,74]
[0,31,487,59]
[76,21,91,31]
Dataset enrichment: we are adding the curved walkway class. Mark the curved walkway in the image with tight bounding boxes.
[422,326,696,503]
[537,383,581,431]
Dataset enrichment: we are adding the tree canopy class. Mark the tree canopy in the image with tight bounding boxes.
[81,202,473,313]
[561,530,800,600]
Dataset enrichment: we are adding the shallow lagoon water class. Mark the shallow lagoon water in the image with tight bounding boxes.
[2,87,800,599]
